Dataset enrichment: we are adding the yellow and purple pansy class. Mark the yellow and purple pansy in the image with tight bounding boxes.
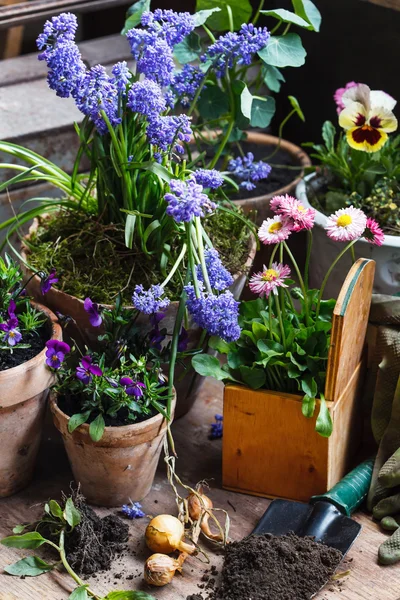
[338,83,398,152]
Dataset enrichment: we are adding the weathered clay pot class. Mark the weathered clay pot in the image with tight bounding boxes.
[50,392,176,506]
[232,132,311,225]
[21,229,256,418]
[0,304,62,497]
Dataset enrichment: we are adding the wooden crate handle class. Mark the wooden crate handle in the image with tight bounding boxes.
[325,258,375,402]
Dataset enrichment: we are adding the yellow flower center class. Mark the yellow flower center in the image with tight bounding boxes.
[262,268,279,282]
[390,203,397,210]
[52,355,59,362]
[9,331,15,338]
[297,204,306,212]
[269,222,282,233]
[336,214,352,227]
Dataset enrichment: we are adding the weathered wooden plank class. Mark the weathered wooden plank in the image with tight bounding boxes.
[361,0,400,10]
[0,378,398,599]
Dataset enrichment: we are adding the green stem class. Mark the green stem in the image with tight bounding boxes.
[315,239,358,317]
[202,24,216,43]
[304,230,313,289]
[268,294,273,341]
[59,531,101,600]
[279,243,286,321]
[226,4,234,31]
[208,119,235,169]
[351,244,356,264]
[161,243,187,289]
[186,223,200,296]
[264,109,296,161]
[253,0,266,24]
[283,241,310,326]
[195,217,212,293]
[268,243,280,268]
[274,293,286,351]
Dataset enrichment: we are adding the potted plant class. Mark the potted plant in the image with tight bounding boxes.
[192,194,377,501]
[121,0,318,222]
[297,82,400,296]
[0,254,62,497]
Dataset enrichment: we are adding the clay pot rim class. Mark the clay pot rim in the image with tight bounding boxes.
[235,132,311,205]
[297,173,400,246]
[21,227,257,312]
[0,302,62,383]
[49,389,177,441]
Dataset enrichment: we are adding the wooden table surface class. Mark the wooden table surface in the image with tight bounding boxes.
[0,378,399,600]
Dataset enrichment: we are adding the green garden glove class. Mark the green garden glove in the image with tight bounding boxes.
[365,295,400,564]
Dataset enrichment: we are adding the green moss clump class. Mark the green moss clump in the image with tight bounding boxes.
[26,209,251,304]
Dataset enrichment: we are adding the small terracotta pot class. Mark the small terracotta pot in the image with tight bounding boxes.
[50,391,176,506]
[234,132,311,225]
[0,304,62,497]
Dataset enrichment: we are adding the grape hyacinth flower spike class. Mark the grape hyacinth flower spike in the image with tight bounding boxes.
[122,501,145,519]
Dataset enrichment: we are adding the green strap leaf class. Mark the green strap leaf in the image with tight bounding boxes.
[1,532,47,549]
[63,498,81,529]
[261,9,310,28]
[89,414,106,442]
[315,395,333,437]
[4,556,54,577]
[125,214,136,249]
[68,411,91,434]
[258,33,307,68]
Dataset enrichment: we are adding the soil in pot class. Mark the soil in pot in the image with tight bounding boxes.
[46,493,129,575]
[26,208,251,304]
[0,324,47,371]
[188,532,342,600]
[228,143,302,201]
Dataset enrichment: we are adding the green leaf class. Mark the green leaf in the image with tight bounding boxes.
[12,524,27,534]
[49,499,64,519]
[125,213,136,249]
[174,32,201,64]
[68,411,91,434]
[292,0,322,32]
[302,395,316,418]
[251,96,276,128]
[240,84,253,120]
[261,9,310,28]
[197,86,229,119]
[1,532,46,549]
[69,586,89,600]
[262,65,285,93]
[121,0,151,34]
[208,336,232,354]
[227,350,242,370]
[196,0,252,31]
[193,7,221,27]
[315,396,333,437]
[5,556,53,577]
[288,95,305,121]
[252,322,268,340]
[64,498,81,529]
[239,366,266,390]
[301,374,317,398]
[257,339,284,356]
[89,414,105,442]
[106,592,156,600]
[258,33,307,68]
[192,354,237,382]
[322,121,336,152]
[325,191,347,213]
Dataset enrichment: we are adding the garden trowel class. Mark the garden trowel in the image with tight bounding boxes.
[253,457,374,557]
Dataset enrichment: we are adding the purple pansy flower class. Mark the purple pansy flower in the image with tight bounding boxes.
[45,339,71,369]
[120,377,146,397]
[41,268,59,295]
[83,297,102,327]
[0,300,21,346]
[76,355,103,385]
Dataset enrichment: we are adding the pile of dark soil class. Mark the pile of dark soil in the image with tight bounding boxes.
[189,532,342,600]
[64,499,129,575]
[230,143,302,201]
[0,329,46,371]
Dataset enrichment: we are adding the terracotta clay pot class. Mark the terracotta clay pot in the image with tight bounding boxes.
[234,132,311,225]
[50,392,176,506]
[21,230,256,419]
[0,304,62,497]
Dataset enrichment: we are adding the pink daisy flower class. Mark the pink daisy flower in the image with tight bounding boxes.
[270,194,315,231]
[249,263,291,298]
[325,206,367,242]
[364,217,385,246]
[258,215,293,245]
[333,81,358,114]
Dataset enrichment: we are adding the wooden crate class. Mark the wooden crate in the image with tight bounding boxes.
[222,258,375,502]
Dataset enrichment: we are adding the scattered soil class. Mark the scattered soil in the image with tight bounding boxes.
[189,533,342,600]
[229,143,303,201]
[27,208,251,304]
[0,327,47,371]
[63,498,129,575]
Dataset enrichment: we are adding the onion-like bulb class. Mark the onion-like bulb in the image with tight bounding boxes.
[144,553,183,587]
[145,514,196,555]
[188,492,223,542]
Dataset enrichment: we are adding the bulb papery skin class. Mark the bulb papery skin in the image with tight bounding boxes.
[144,553,180,587]
[188,492,213,521]
[145,514,196,555]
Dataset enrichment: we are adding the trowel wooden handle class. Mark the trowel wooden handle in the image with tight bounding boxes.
[311,458,374,516]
